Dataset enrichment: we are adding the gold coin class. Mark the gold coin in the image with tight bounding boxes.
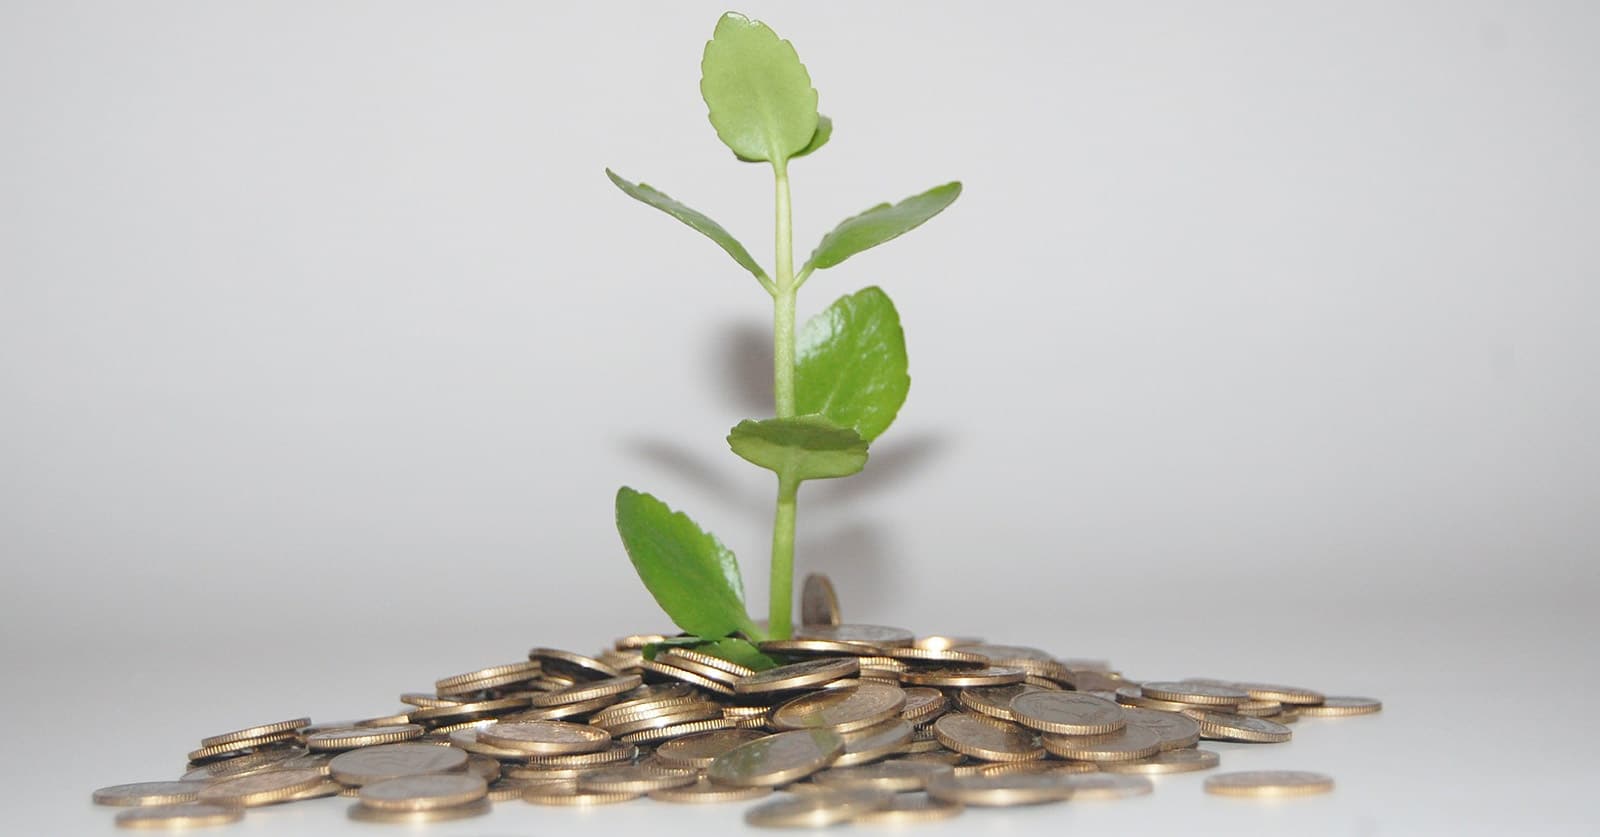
[348,797,492,822]
[1296,696,1382,717]
[885,647,991,666]
[1058,773,1154,800]
[1186,711,1293,743]
[182,746,301,780]
[833,719,915,767]
[950,643,1055,665]
[356,773,487,811]
[902,666,1027,688]
[654,652,746,685]
[93,782,208,807]
[793,624,915,648]
[600,702,723,735]
[734,658,860,695]
[1223,681,1327,706]
[200,718,310,749]
[654,729,769,769]
[957,683,1044,722]
[932,713,1044,763]
[854,793,965,824]
[591,684,699,721]
[1099,748,1220,774]
[759,638,882,656]
[445,726,529,760]
[524,740,639,767]
[914,635,985,651]
[521,786,640,806]
[527,648,621,680]
[1235,699,1283,717]
[1115,686,1200,712]
[464,755,500,783]
[399,693,463,709]
[526,674,642,707]
[477,720,611,755]
[498,695,618,723]
[619,717,737,744]
[196,767,328,807]
[707,728,846,787]
[575,763,697,794]
[1042,725,1162,762]
[1140,681,1247,706]
[742,789,890,827]
[639,658,737,695]
[659,647,756,678]
[812,759,955,792]
[772,680,907,732]
[500,763,602,781]
[284,779,341,801]
[1205,770,1334,797]
[435,661,541,696]
[924,770,1076,806]
[976,760,1098,777]
[613,633,672,650]
[1121,707,1201,750]
[901,687,947,723]
[485,780,545,802]
[186,731,300,763]
[648,778,773,804]
[356,713,415,728]
[1009,690,1126,735]
[328,742,469,786]
[406,695,533,725]
[115,803,243,830]
[306,724,424,752]
[801,572,842,626]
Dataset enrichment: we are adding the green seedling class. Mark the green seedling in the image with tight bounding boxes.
[609,12,961,663]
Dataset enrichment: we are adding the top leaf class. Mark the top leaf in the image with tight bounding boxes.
[804,182,963,272]
[700,12,819,164]
[615,487,757,640]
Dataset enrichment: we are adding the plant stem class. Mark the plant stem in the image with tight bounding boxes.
[769,161,799,638]
[768,474,799,639]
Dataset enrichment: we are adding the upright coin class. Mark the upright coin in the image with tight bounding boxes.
[1010,691,1126,735]
[478,721,612,755]
[801,573,842,626]
[329,743,469,786]
[707,728,846,787]
[734,658,860,695]
[93,782,207,807]
[655,729,769,769]
[932,713,1044,763]
[772,681,907,732]
[1296,697,1382,717]
[357,774,487,812]
[114,803,242,830]
[1205,770,1334,797]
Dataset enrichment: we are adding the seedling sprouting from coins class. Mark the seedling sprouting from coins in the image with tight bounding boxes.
[608,12,960,658]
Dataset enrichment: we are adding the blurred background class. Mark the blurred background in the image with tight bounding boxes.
[2,2,1596,833]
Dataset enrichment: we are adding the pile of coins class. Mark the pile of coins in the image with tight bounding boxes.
[91,575,1381,828]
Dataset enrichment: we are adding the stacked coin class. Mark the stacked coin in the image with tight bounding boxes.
[91,574,1380,829]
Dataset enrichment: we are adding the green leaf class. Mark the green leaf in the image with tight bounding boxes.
[796,287,909,442]
[699,638,781,671]
[615,487,756,640]
[736,114,832,163]
[605,169,769,285]
[727,416,868,482]
[804,182,963,272]
[700,12,819,164]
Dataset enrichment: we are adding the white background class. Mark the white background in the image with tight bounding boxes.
[2,1,1596,834]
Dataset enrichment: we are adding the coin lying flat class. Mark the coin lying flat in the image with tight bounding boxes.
[707,728,845,787]
[349,797,493,822]
[576,764,697,794]
[1059,773,1154,800]
[957,683,1043,722]
[1042,725,1162,762]
[357,773,488,811]
[526,674,642,707]
[329,742,469,786]
[1122,707,1202,750]
[648,778,773,804]
[925,770,1077,806]
[900,687,947,723]
[1296,696,1382,717]
[1205,770,1334,797]
[306,724,424,752]
[1186,711,1292,743]
[932,713,1043,763]
[654,729,769,769]
[813,760,955,792]
[976,760,1098,777]
[477,720,612,755]
[525,740,639,767]
[801,573,842,626]
[114,803,243,830]
[521,786,640,806]
[734,658,859,695]
[186,732,299,763]
[794,624,916,648]
[196,768,328,807]
[1009,690,1126,735]
[200,718,310,749]
[743,789,891,827]
[93,782,208,807]
[1099,748,1220,774]
[1139,681,1248,706]
[833,719,915,767]
[771,680,907,732]
[527,648,620,680]
[854,794,965,824]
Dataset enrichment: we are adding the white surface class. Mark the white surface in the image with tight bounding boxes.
[3,1,1597,834]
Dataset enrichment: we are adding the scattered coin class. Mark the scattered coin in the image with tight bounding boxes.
[833,718,915,767]
[854,793,965,824]
[1121,707,1202,750]
[707,728,846,787]
[357,774,488,812]
[200,718,310,749]
[114,803,243,830]
[734,658,860,695]
[648,778,773,804]
[521,786,640,806]
[306,724,424,752]
[1186,711,1293,744]
[477,720,612,755]
[1099,748,1221,774]
[1042,725,1163,762]
[771,680,906,732]
[329,742,469,786]
[528,648,621,680]
[1009,690,1127,735]
[925,770,1077,806]
[743,789,890,827]
[932,713,1044,763]
[1059,773,1155,800]
[902,666,1027,688]
[92,782,208,807]
[654,729,769,769]
[957,683,1043,722]
[1205,770,1335,797]
[793,624,916,648]
[577,763,698,794]
[1296,696,1383,717]
[1139,681,1248,706]
[527,674,642,707]
[349,797,493,822]
[813,759,955,792]
[801,573,842,626]
[195,768,329,807]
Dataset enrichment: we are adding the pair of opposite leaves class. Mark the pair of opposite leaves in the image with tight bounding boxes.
[612,13,963,643]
